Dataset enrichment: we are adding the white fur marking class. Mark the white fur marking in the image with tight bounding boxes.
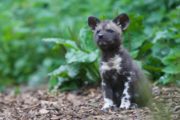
[100,55,122,73]
[130,71,135,76]
[102,98,114,110]
[127,77,131,81]
[120,81,131,109]
[101,81,106,86]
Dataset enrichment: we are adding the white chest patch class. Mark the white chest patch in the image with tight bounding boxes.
[100,55,122,74]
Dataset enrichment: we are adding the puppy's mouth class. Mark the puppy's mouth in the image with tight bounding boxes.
[98,41,108,46]
[97,39,114,46]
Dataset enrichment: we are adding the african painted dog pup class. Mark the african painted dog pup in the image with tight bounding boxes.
[88,13,151,110]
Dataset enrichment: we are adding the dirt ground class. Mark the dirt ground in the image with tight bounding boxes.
[0,86,179,120]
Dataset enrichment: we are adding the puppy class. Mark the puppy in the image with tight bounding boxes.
[88,13,151,110]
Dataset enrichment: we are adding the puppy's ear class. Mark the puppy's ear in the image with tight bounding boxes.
[88,16,100,30]
[113,13,130,30]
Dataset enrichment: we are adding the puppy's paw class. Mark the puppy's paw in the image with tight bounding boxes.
[101,98,114,112]
[101,104,112,112]
[101,103,116,112]
[120,102,131,110]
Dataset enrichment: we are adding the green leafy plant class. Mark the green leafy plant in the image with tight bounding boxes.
[45,1,180,90]
[44,28,100,91]
[0,0,179,90]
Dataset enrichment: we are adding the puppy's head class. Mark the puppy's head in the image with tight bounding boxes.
[88,13,130,50]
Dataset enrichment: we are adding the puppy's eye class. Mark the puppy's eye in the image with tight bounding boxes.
[106,29,114,33]
[96,30,100,34]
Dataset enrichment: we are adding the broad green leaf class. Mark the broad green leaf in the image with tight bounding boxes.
[130,34,146,50]
[43,38,78,50]
[158,74,180,85]
[48,77,68,91]
[48,78,58,91]
[152,42,170,59]
[85,64,100,82]
[162,64,180,74]
[143,65,162,72]
[158,74,172,85]
[78,28,97,52]
[60,81,79,91]
[162,48,180,65]
[65,49,98,63]
[49,64,80,78]
[152,31,168,43]
[130,50,139,58]
[137,41,153,59]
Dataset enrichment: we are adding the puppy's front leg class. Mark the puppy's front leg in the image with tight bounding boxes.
[120,77,132,109]
[101,81,114,111]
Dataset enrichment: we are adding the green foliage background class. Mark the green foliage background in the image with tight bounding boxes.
[0,0,179,91]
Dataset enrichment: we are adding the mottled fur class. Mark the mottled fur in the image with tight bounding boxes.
[88,13,151,110]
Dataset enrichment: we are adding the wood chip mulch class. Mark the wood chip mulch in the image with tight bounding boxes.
[0,86,179,120]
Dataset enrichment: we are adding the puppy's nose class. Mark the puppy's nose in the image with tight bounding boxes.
[98,34,103,39]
